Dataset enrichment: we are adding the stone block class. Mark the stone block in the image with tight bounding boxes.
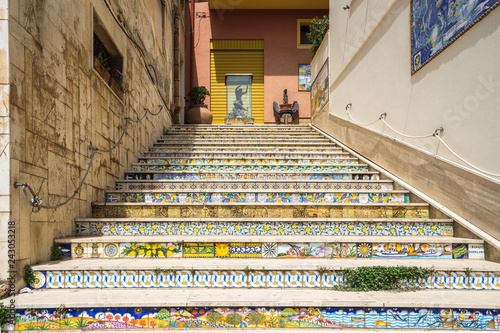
[47,151,67,197]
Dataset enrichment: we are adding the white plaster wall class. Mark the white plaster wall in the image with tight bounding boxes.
[329,0,500,181]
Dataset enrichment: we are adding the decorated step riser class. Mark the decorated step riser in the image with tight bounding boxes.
[144,153,349,158]
[92,205,429,219]
[116,181,393,192]
[159,136,325,140]
[153,144,338,148]
[130,165,370,173]
[105,192,409,204]
[149,148,342,153]
[76,221,452,237]
[13,306,500,331]
[124,173,379,181]
[61,242,480,260]
[136,158,358,165]
[30,269,494,290]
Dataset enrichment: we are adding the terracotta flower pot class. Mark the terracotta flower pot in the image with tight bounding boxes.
[93,56,110,83]
[109,77,124,100]
[185,104,213,124]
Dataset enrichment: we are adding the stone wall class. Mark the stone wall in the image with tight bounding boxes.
[2,0,184,281]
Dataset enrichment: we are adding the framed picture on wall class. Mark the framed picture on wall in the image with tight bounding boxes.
[298,64,312,91]
[411,0,500,74]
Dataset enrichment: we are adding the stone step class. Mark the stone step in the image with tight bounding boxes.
[115,180,394,191]
[74,218,454,237]
[160,133,325,138]
[135,157,359,165]
[148,147,344,153]
[54,236,482,260]
[143,151,350,158]
[170,125,313,130]
[127,164,371,173]
[157,138,330,143]
[28,260,494,290]
[152,143,338,147]
[123,172,380,181]
[91,203,430,219]
[9,289,500,331]
[104,191,410,204]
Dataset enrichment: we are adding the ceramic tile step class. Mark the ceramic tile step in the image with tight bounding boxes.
[55,236,483,260]
[135,157,359,165]
[115,180,394,191]
[127,164,370,173]
[152,143,338,148]
[160,134,326,139]
[146,147,346,154]
[105,191,410,204]
[91,203,430,219]
[28,263,496,291]
[11,289,500,331]
[143,151,350,158]
[75,218,454,237]
[123,171,380,181]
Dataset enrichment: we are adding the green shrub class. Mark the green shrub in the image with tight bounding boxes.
[306,15,329,57]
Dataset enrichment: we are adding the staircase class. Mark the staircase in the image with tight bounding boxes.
[12,125,500,331]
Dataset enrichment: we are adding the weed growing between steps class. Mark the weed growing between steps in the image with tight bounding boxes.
[23,265,36,287]
[0,303,10,327]
[334,266,435,291]
[50,242,63,261]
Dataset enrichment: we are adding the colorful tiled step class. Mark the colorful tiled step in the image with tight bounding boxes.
[28,258,496,290]
[143,151,350,158]
[128,164,370,173]
[75,218,453,237]
[105,191,410,204]
[91,204,430,219]
[152,143,338,148]
[115,180,394,191]
[55,236,483,260]
[123,172,380,181]
[135,157,359,165]
[148,147,345,153]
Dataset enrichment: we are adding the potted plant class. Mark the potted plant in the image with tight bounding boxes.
[171,104,181,124]
[94,53,111,83]
[109,69,130,100]
[185,86,212,124]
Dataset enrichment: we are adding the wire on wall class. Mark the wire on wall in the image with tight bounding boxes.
[15,106,165,212]
[344,103,500,178]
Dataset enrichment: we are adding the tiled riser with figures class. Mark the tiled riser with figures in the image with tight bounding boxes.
[105,192,409,204]
[91,205,429,219]
[76,220,453,236]
[115,181,393,191]
[135,158,359,165]
[14,306,500,330]
[129,165,369,172]
[59,242,483,260]
[124,173,379,181]
[29,270,498,290]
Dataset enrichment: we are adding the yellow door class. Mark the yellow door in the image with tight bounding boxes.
[210,40,264,124]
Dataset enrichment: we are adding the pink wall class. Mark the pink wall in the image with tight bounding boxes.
[189,1,328,122]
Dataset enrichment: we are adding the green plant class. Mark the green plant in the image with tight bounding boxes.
[96,52,110,71]
[111,69,130,93]
[56,304,67,317]
[0,303,11,327]
[306,15,329,57]
[187,86,210,105]
[335,266,434,291]
[23,264,36,286]
[50,242,64,261]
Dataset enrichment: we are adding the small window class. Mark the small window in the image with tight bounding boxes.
[297,19,314,49]
[93,10,123,82]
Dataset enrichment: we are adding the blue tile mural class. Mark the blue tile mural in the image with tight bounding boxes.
[411,0,500,73]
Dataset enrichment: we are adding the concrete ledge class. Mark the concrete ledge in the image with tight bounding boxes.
[32,258,499,271]
[9,289,500,309]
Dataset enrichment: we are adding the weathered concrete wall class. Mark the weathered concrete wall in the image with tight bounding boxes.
[313,112,500,245]
[3,0,183,281]
[328,0,500,181]
[0,0,10,282]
